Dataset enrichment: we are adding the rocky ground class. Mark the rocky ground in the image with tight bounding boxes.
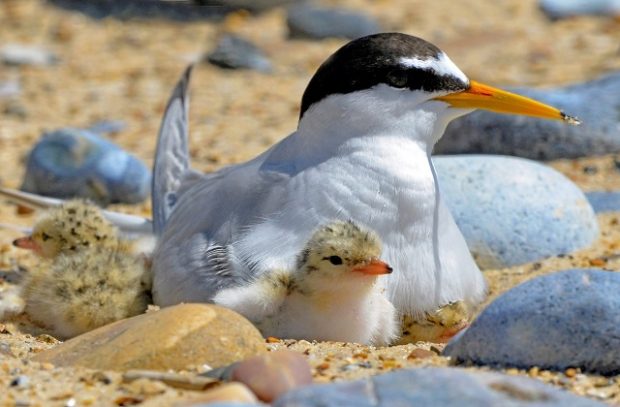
[1,0,620,405]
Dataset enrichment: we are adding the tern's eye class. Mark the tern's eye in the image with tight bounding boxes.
[328,256,343,265]
[386,70,408,88]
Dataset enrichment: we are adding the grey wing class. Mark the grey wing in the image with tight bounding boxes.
[153,231,254,306]
[152,65,193,235]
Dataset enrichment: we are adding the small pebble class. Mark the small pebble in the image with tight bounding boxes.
[0,79,20,98]
[585,191,620,213]
[0,44,59,66]
[539,0,620,19]
[230,350,312,402]
[207,34,272,73]
[287,4,380,40]
[10,375,30,388]
[407,349,435,360]
[176,382,258,406]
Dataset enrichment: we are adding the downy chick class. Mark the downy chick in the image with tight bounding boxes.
[11,199,151,338]
[214,220,399,346]
[22,246,151,338]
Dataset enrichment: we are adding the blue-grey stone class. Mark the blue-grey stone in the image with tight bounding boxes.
[444,269,620,375]
[539,0,620,19]
[274,367,604,406]
[434,155,598,269]
[287,4,380,40]
[586,191,620,213]
[207,34,272,73]
[435,72,620,160]
[21,128,150,205]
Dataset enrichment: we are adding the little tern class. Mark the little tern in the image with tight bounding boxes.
[150,33,578,328]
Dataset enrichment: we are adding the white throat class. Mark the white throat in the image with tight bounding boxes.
[298,85,471,157]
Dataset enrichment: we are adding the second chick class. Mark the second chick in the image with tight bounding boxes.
[13,199,151,339]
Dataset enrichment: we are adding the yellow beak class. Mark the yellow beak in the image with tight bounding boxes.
[435,80,580,125]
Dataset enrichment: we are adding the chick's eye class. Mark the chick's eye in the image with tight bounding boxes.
[386,70,408,88]
[328,256,343,265]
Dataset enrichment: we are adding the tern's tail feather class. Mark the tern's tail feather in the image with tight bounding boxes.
[0,187,152,235]
[152,64,193,235]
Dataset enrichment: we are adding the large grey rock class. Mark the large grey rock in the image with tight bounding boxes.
[539,0,620,19]
[434,155,598,269]
[274,367,604,406]
[435,72,620,160]
[444,269,620,375]
[287,4,380,40]
[21,128,150,205]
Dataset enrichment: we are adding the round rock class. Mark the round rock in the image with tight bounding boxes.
[287,4,380,40]
[32,303,266,371]
[434,155,598,269]
[444,269,620,375]
[274,367,604,406]
[207,34,272,73]
[21,128,150,205]
[435,72,620,160]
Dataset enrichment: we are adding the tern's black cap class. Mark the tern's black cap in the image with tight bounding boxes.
[299,33,469,119]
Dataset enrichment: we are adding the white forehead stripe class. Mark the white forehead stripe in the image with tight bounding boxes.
[399,52,468,83]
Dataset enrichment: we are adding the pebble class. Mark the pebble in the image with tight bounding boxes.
[196,0,302,12]
[32,304,266,371]
[0,44,59,66]
[203,350,312,402]
[21,128,151,205]
[0,80,20,98]
[444,269,620,375]
[87,120,127,134]
[230,350,313,402]
[286,4,380,40]
[47,0,230,21]
[274,367,603,406]
[434,155,599,269]
[585,191,620,213]
[435,72,620,160]
[539,0,620,19]
[177,383,258,406]
[207,34,272,73]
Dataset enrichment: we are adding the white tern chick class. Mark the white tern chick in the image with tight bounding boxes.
[214,220,399,346]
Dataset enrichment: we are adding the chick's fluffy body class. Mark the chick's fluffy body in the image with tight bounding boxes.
[23,246,150,339]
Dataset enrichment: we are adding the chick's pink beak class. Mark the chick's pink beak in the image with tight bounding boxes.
[352,259,393,275]
[13,236,39,251]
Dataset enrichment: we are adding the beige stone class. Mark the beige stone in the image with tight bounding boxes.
[32,303,266,371]
[175,383,258,406]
